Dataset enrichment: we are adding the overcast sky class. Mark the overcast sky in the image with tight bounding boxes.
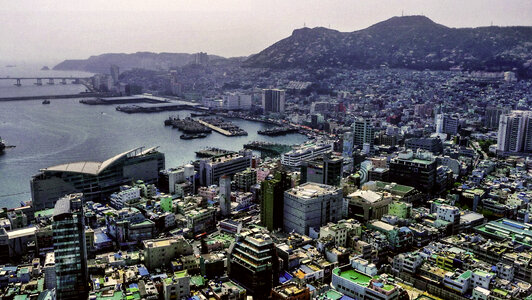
[1,0,531,64]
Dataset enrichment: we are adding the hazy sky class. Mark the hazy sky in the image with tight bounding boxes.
[1,0,531,64]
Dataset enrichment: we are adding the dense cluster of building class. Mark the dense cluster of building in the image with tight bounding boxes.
[2,66,532,300]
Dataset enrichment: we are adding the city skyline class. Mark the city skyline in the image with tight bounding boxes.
[1,0,532,64]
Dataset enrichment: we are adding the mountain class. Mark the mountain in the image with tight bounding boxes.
[244,16,532,76]
[53,52,225,73]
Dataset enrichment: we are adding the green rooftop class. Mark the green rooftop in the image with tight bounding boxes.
[333,267,371,286]
[458,270,472,280]
[325,290,343,300]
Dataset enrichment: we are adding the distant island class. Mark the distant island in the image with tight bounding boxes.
[41,66,50,71]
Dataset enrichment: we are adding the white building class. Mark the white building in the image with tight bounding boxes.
[284,183,343,235]
[497,110,532,153]
[109,186,140,209]
[223,92,252,110]
[163,270,190,300]
[281,141,333,168]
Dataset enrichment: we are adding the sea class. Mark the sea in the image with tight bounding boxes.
[0,64,308,208]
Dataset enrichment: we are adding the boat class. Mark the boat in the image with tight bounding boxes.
[0,137,5,153]
[42,100,50,105]
[180,133,208,140]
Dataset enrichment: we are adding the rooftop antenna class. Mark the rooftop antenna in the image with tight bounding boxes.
[402,10,404,17]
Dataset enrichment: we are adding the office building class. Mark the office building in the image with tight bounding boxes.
[405,137,443,154]
[219,175,232,217]
[260,171,292,231]
[389,150,437,193]
[31,147,165,210]
[234,168,257,192]
[223,92,252,110]
[53,193,88,299]
[281,141,333,168]
[262,89,285,114]
[143,236,193,270]
[43,252,56,290]
[194,52,209,65]
[497,110,532,153]
[300,154,343,186]
[435,114,459,135]
[198,151,252,186]
[229,233,278,296]
[485,106,510,129]
[284,183,343,235]
[353,118,375,148]
[110,64,119,84]
[346,190,392,221]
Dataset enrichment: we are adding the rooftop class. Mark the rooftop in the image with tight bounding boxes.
[334,267,371,286]
[287,182,340,199]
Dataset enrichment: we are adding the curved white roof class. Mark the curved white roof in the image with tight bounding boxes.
[41,147,158,175]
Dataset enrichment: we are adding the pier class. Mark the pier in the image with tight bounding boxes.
[197,118,247,136]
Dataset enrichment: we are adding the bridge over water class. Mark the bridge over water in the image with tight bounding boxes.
[0,77,92,86]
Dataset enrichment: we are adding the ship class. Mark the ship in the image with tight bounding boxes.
[42,100,50,105]
[180,133,208,140]
[0,137,5,153]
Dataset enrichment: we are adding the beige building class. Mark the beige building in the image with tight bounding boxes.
[143,236,193,269]
[345,190,392,221]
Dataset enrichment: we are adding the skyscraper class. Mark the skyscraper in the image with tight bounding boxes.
[219,175,232,217]
[53,193,88,299]
[229,233,279,296]
[353,118,375,148]
[110,64,120,84]
[497,110,532,153]
[485,106,510,129]
[262,89,285,114]
[260,171,291,231]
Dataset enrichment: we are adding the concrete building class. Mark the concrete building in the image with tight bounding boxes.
[53,193,88,299]
[234,168,257,192]
[223,92,252,110]
[163,270,190,300]
[284,183,342,235]
[219,175,232,218]
[346,190,392,221]
[405,137,443,154]
[43,252,56,290]
[143,236,193,270]
[389,150,437,193]
[332,265,401,300]
[198,151,252,186]
[261,171,292,231]
[436,114,459,135]
[281,141,333,169]
[262,89,285,114]
[484,106,510,129]
[271,282,311,300]
[353,118,375,148]
[31,147,164,210]
[300,154,343,186]
[229,233,278,297]
[497,110,532,153]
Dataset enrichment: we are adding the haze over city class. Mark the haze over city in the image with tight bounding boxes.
[2,0,532,64]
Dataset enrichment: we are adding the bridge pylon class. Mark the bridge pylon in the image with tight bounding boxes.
[34,78,42,86]
[14,79,21,87]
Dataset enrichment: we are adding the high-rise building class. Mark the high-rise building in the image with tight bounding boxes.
[31,147,165,210]
[300,154,343,186]
[497,110,532,153]
[197,151,252,186]
[110,64,120,84]
[435,114,459,135]
[283,183,343,235]
[389,150,437,193]
[353,119,375,148]
[53,193,88,299]
[260,171,291,231]
[234,168,257,192]
[485,107,510,129]
[195,52,209,65]
[281,141,333,169]
[229,233,279,296]
[405,137,443,154]
[223,92,252,110]
[219,175,232,217]
[262,89,285,114]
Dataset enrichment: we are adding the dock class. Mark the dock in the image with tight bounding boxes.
[195,147,235,158]
[198,118,247,136]
[243,141,293,156]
